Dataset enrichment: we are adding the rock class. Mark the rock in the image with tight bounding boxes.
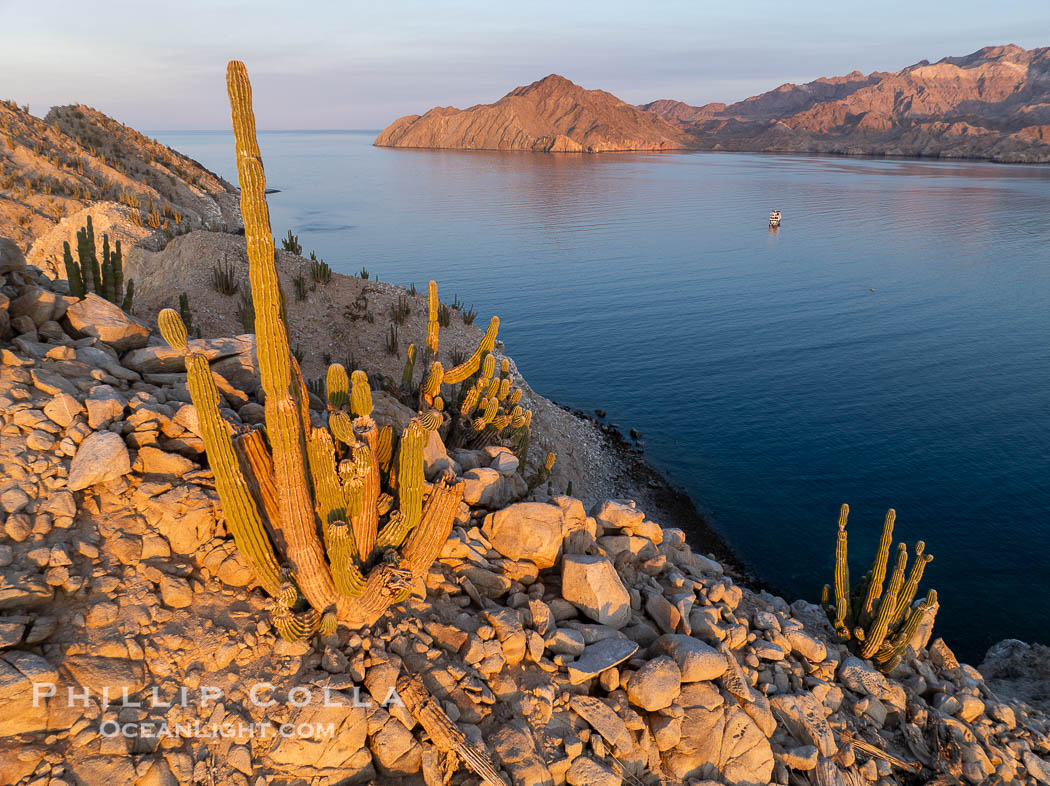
[776,745,818,771]
[0,651,53,736]
[267,693,369,772]
[371,717,421,774]
[483,502,563,568]
[43,393,84,428]
[1024,751,1050,785]
[570,695,633,752]
[837,656,905,709]
[664,682,775,785]
[490,721,553,786]
[546,628,586,656]
[648,634,727,682]
[10,286,59,326]
[159,575,193,608]
[561,554,631,628]
[65,293,150,350]
[134,446,196,477]
[0,237,26,274]
[784,630,827,663]
[461,467,502,507]
[980,639,1050,714]
[68,431,131,491]
[85,385,126,429]
[568,637,639,684]
[567,756,621,786]
[769,693,837,757]
[422,429,455,479]
[626,655,681,711]
[61,656,146,694]
[591,499,645,530]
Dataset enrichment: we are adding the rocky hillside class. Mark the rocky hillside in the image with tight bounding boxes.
[374,74,695,153]
[0,100,239,253]
[641,44,1050,163]
[3,239,1050,784]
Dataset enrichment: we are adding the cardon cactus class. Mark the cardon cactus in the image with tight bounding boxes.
[156,61,464,638]
[62,215,133,310]
[397,279,536,464]
[821,505,938,672]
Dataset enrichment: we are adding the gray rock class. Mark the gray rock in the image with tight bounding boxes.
[65,293,150,351]
[567,756,620,786]
[648,634,727,682]
[85,385,126,429]
[10,286,59,326]
[770,693,837,757]
[561,554,631,628]
[568,637,638,685]
[68,431,131,491]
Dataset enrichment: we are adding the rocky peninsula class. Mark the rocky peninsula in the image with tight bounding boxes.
[1,66,1049,786]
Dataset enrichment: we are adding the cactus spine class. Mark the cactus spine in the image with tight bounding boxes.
[820,505,937,672]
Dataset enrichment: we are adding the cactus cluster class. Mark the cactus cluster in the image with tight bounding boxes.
[821,505,938,672]
[397,279,543,469]
[62,215,134,311]
[157,61,465,639]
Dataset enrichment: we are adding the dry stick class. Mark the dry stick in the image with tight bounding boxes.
[396,673,507,786]
[840,731,923,772]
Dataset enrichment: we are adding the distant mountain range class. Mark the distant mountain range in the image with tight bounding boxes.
[376,45,1050,163]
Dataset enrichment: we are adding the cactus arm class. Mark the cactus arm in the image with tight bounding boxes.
[397,420,427,534]
[860,509,896,626]
[306,427,349,531]
[860,543,908,658]
[350,370,373,417]
[874,590,938,670]
[891,543,932,628]
[62,241,85,298]
[326,363,350,409]
[401,344,417,390]
[402,477,462,575]
[121,279,135,313]
[113,240,124,304]
[158,309,282,595]
[271,605,321,642]
[443,317,500,384]
[351,423,381,561]
[426,280,439,356]
[833,504,851,638]
[326,521,366,597]
[232,429,282,538]
[227,60,337,612]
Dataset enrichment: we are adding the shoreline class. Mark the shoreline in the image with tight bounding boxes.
[557,401,775,594]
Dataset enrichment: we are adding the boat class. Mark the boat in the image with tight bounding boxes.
[769,209,782,228]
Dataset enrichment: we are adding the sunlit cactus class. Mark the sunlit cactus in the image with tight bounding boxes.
[63,216,133,309]
[155,61,465,638]
[820,505,937,671]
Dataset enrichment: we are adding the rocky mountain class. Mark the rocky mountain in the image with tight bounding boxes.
[0,100,239,253]
[374,74,694,152]
[641,44,1050,163]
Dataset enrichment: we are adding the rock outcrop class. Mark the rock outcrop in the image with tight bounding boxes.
[642,44,1050,163]
[374,74,694,153]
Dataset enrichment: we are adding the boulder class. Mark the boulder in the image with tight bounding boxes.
[561,555,631,628]
[663,682,774,785]
[43,393,84,428]
[85,385,126,429]
[769,693,837,757]
[648,634,727,682]
[568,636,638,685]
[0,238,26,274]
[68,431,131,491]
[10,286,59,326]
[626,655,681,711]
[65,293,150,351]
[483,502,563,568]
[423,430,455,480]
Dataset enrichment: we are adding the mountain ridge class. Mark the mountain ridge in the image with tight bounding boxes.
[377,45,1050,162]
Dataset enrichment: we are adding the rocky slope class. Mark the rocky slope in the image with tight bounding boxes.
[641,44,1050,163]
[3,240,1050,785]
[374,74,695,153]
[0,100,239,254]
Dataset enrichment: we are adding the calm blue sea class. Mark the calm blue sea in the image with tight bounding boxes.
[154,130,1050,662]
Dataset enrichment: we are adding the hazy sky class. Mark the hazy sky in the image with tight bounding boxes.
[1,0,1046,130]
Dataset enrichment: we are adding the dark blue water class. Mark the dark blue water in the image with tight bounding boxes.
[155,130,1050,662]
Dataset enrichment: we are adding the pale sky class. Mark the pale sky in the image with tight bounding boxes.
[1,0,1046,130]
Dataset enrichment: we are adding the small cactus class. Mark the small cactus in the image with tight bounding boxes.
[63,215,132,309]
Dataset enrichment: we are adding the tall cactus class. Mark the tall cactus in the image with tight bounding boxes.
[156,61,463,635]
[821,506,937,672]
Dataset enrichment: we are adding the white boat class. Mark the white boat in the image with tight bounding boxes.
[769,209,782,228]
